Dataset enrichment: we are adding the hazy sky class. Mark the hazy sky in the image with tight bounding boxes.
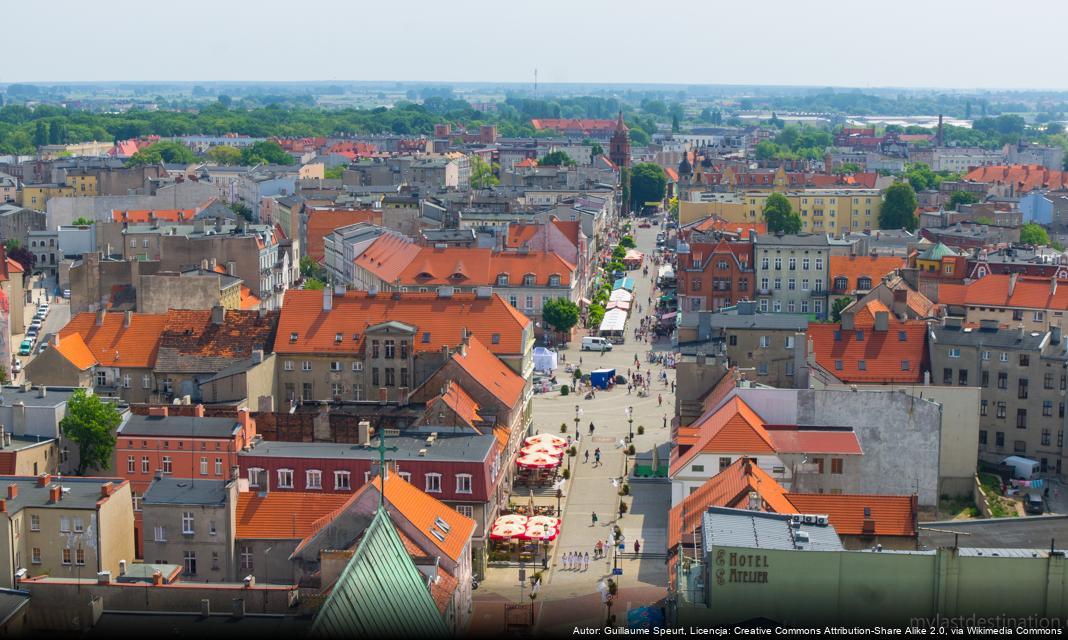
[6,0,1067,90]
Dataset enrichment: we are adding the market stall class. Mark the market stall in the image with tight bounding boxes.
[589,368,616,390]
[622,249,644,270]
[597,308,628,343]
[532,347,558,373]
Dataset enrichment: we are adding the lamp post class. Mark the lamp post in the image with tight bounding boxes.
[556,488,563,517]
[626,406,634,443]
[574,405,581,441]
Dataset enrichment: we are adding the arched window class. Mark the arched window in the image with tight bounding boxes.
[523,273,536,286]
[857,277,872,290]
[834,276,848,291]
[496,273,509,286]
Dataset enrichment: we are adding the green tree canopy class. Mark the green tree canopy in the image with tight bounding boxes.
[879,182,919,231]
[470,155,499,189]
[539,150,576,167]
[762,192,802,234]
[304,277,326,290]
[300,255,326,280]
[629,163,666,209]
[542,298,580,334]
[590,142,604,156]
[612,245,627,260]
[240,141,292,165]
[833,162,861,175]
[948,190,980,210]
[323,165,345,179]
[60,390,122,474]
[831,297,853,323]
[126,141,197,167]
[71,217,94,226]
[1020,223,1050,246]
[619,236,636,249]
[587,303,606,327]
[207,145,243,165]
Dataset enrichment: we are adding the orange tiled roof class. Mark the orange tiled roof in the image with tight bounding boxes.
[784,493,916,537]
[515,158,538,169]
[440,382,483,428]
[670,396,775,475]
[52,333,97,370]
[236,491,355,540]
[239,285,260,310]
[391,247,575,288]
[273,290,530,356]
[690,217,767,237]
[111,208,196,223]
[807,301,927,384]
[451,336,525,408]
[429,566,459,614]
[829,255,905,290]
[530,118,616,133]
[506,224,540,249]
[551,220,582,246]
[353,234,423,284]
[305,209,382,260]
[964,165,1068,193]
[668,458,794,548]
[375,474,476,563]
[938,274,1068,311]
[59,311,171,369]
[5,258,22,274]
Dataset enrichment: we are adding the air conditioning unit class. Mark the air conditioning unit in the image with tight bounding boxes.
[803,515,816,525]
[816,515,829,526]
[790,514,803,525]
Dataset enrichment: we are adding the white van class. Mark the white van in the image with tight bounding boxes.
[1003,456,1041,480]
[581,336,613,352]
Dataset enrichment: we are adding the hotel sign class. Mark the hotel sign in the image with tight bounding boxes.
[714,549,769,585]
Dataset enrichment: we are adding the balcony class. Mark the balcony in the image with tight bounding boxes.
[757,288,771,295]
[810,289,827,296]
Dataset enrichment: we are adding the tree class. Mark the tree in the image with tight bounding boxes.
[879,182,919,231]
[833,162,861,175]
[240,141,292,166]
[33,121,48,148]
[619,236,636,249]
[831,297,853,323]
[323,165,345,179]
[612,245,627,261]
[470,155,499,189]
[671,113,680,133]
[539,150,576,167]
[588,303,606,328]
[207,145,243,165]
[300,255,326,280]
[948,190,980,210]
[1020,223,1050,246]
[60,390,121,474]
[4,240,34,272]
[542,298,579,335]
[71,217,93,226]
[762,193,802,234]
[590,142,604,157]
[629,163,666,210]
[126,141,197,167]
[304,277,326,290]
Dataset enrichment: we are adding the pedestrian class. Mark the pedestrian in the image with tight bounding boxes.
[579,356,583,366]
[594,541,601,559]
[594,448,601,466]
[562,552,569,570]
[658,394,663,407]
[591,512,599,527]
[584,449,590,463]
[627,384,632,395]
[671,380,676,393]
[589,422,595,435]
[634,540,641,554]
[584,552,590,570]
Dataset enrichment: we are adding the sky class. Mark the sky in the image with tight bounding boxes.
[6,0,1068,90]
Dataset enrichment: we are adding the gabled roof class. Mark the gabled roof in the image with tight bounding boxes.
[450,337,525,409]
[828,255,904,290]
[764,426,862,455]
[670,396,775,476]
[807,301,927,384]
[111,208,196,223]
[783,493,917,538]
[273,290,530,356]
[236,492,355,540]
[917,242,959,261]
[964,165,1068,192]
[938,274,1068,311]
[52,333,97,370]
[155,309,277,373]
[372,474,476,563]
[687,216,766,237]
[59,311,171,369]
[437,382,483,429]
[310,508,449,638]
[353,234,423,284]
[305,209,382,260]
[391,247,575,287]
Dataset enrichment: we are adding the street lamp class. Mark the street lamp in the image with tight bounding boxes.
[626,406,634,442]
[574,405,582,440]
[555,488,563,517]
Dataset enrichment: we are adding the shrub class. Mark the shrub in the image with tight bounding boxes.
[568,446,577,457]
[562,468,570,479]
[626,444,636,456]
[560,423,568,433]
[637,425,645,435]
[619,484,630,496]
[560,385,569,396]
[618,501,629,517]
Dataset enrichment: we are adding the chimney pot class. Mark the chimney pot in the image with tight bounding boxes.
[6,484,16,499]
[49,485,61,503]
[100,482,113,498]
[37,474,51,488]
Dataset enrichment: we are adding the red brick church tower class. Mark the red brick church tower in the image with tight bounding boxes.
[609,111,630,169]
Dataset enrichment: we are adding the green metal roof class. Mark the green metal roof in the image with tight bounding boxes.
[311,508,448,639]
[918,242,957,261]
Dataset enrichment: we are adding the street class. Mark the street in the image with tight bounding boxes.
[473,220,675,633]
[11,276,70,383]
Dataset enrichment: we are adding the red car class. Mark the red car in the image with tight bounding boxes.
[638,221,651,228]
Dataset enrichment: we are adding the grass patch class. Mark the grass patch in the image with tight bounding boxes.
[979,473,1003,496]
[939,495,978,519]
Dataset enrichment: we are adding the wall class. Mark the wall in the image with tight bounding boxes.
[141,495,235,581]
[138,274,222,314]
[46,182,216,228]
[96,484,136,579]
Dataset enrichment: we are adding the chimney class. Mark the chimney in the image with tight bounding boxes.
[153,570,164,586]
[0,499,6,513]
[1009,272,1018,296]
[1052,278,1058,297]
[237,408,253,435]
[323,286,332,312]
[1019,325,1026,340]
[96,309,106,326]
[38,386,46,399]
[7,484,17,499]
[227,261,236,276]
[357,420,372,446]
[211,305,225,325]
[123,310,132,328]
[49,485,61,503]
[194,404,205,417]
[37,474,51,488]
[119,560,126,576]
[874,311,889,332]
[148,406,169,418]
[251,349,263,363]
[100,482,114,498]
[841,312,855,331]
[97,571,111,584]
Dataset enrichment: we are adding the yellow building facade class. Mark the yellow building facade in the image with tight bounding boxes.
[682,189,883,234]
[18,185,75,209]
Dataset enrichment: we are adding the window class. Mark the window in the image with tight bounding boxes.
[400,340,409,359]
[1019,378,1029,399]
[248,468,262,487]
[788,278,796,291]
[128,456,136,473]
[400,368,409,387]
[330,361,342,372]
[29,515,39,532]
[774,278,781,290]
[241,546,254,570]
[997,372,1007,389]
[456,474,473,494]
[1014,440,1027,454]
[200,457,208,475]
[162,456,172,474]
[980,400,988,416]
[774,258,782,270]
[62,549,71,565]
[215,458,222,476]
[525,295,534,310]
[858,360,867,371]
[456,505,474,518]
[154,525,166,542]
[981,351,990,361]
[352,361,363,372]
[385,368,395,387]
[331,382,343,398]
[497,274,509,286]
[142,375,151,389]
[400,472,412,483]
[788,258,796,270]
[372,368,380,387]
[801,279,809,291]
[948,348,960,358]
[142,457,150,474]
[1042,429,1051,446]
[371,340,380,358]
[855,330,864,342]
[425,473,442,493]
[901,360,910,371]
[997,402,1007,419]
[958,370,968,386]
[757,362,768,375]
[75,548,85,565]
[384,340,395,359]
[830,458,843,474]
[72,517,84,533]
[1034,311,1045,322]
[1044,401,1054,417]
[761,257,769,270]
[182,512,195,535]
[857,277,872,290]
[759,336,770,348]
[719,457,732,472]
[981,371,989,388]
[834,360,843,371]
[802,258,810,270]
[1020,354,1030,366]
[277,469,294,489]
[1000,352,1008,362]
[979,430,987,445]
[996,431,1005,448]
[31,548,40,564]
[184,551,197,576]
[691,465,705,473]
[813,458,825,474]
[1017,409,1028,429]
[302,361,312,371]
[306,470,322,490]
[334,471,351,490]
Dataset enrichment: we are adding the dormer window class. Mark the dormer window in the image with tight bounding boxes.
[289,332,298,342]
[834,277,848,291]
[857,277,872,290]
[335,333,343,343]
[523,274,536,286]
[497,274,509,286]
[548,275,561,287]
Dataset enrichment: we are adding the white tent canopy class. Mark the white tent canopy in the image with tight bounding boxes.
[609,289,634,303]
[598,308,628,333]
[532,347,558,373]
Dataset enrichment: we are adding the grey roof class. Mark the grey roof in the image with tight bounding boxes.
[177,267,241,288]
[0,386,78,407]
[0,589,28,627]
[930,325,1049,350]
[754,233,835,247]
[919,515,1068,550]
[702,309,810,331]
[701,507,843,552]
[142,478,230,506]
[118,415,239,439]
[242,428,494,463]
[0,475,126,512]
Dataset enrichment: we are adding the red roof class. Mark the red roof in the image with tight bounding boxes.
[807,301,927,384]
[688,217,766,237]
[670,397,775,476]
[530,118,616,134]
[59,311,171,369]
[450,336,526,408]
[273,290,530,356]
[829,255,905,291]
[373,474,476,562]
[111,208,196,223]
[764,426,862,455]
[386,246,575,288]
[52,333,97,370]
[236,491,355,540]
[353,234,423,284]
[938,274,1068,311]
[783,493,917,537]
[964,165,1068,192]
[438,383,483,428]
[305,209,382,261]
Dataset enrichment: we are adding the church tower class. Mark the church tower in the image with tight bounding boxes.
[609,111,630,169]
[677,148,693,202]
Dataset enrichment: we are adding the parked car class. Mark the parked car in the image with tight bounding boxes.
[37,343,48,354]
[11,359,21,374]
[17,340,32,356]
[1025,492,1045,515]
[29,320,41,331]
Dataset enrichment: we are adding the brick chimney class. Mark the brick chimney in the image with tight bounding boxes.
[100,482,114,498]
[7,484,17,499]
[49,485,61,503]
[148,406,169,418]
[194,404,206,417]
[124,310,133,328]
[37,474,51,488]
[0,499,7,513]
[153,571,164,586]
[236,408,254,437]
